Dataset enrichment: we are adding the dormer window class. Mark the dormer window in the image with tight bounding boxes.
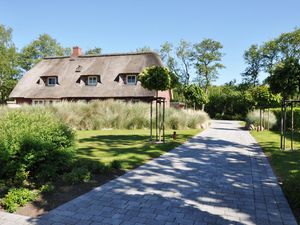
[47,77,57,86]
[87,76,98,86]
[127,75,137,85]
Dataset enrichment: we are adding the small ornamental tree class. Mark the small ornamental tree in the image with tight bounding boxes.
[183,84,207,109]
[139,66,178,142]
[267,58,300,100]
[138,66,178,96]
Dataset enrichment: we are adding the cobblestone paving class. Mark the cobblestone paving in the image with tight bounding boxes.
[0,120,297,225]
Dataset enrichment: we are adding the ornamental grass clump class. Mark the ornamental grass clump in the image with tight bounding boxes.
[246,109,277,129]
[46,100,209,130]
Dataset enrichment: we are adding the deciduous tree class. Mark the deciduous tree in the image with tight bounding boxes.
[192,38,225,110]
[0,24,20,103]
[85,47,102,55]
[19,34,69,71]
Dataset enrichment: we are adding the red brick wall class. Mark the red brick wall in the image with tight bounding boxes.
[157,90,172,106]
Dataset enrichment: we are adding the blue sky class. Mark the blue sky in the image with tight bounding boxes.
[1,0,300,84]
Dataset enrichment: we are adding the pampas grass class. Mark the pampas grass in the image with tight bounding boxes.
[1,100,210,130]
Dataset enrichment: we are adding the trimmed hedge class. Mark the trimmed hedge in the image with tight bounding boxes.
[272,108,300,131]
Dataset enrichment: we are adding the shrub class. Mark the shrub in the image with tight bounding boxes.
[39,183,55,194]
[0,188,38,213]
[110,160,122,170]
[272,107,300,131]
[73,159,105,174]
[0,108,75,183]
[246,109,277,129]
[62,167,91,184]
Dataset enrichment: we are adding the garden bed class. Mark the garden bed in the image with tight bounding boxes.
[0,129,200,217]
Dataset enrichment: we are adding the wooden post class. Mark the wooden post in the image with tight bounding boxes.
[268,108,270,130]
[259,108,262,131]
[163,99,165,143]
[280,100,284,149]
[150,100,153,142]
[283,101,287,150]
[158,100,161,142]
[291,102,294,150]
[156,99,158,141]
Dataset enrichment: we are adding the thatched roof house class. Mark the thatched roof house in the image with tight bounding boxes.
[10,47,172,105]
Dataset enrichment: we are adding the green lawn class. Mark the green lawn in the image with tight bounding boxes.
[251,130,300,222]
[251,130,300,180]
[76,129,200,170]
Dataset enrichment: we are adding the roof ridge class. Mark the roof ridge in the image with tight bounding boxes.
[43,51,159,60]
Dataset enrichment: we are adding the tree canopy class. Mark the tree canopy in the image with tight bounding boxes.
[183,84,207,109]
[138,66,178,94]
[267,58,300,100]
[19,34,69,71]
[0,24,20,103]
[192,38,225,92]
[85,47,102,55]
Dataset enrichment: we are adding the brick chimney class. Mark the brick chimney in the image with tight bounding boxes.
[71,46,82,57]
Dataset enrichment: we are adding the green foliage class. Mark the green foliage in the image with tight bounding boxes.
[250,85,281,108]
[110,160,122,170]
[39,183,55,194]
[136,46,153,52]
[183,84,207,108]
[139,66,177,92]
[242,44,262,86]
[62,167,91,184]
[73,159,106,174]
[206,84,254,120]
[246,109,277,128]
[250,130,300,222]
[243,28,300,86]
[0,188,37,213]
[267,58,300,99]
[19,33,69,71]
[283,174,300,209]
[176,40,193,85]
[272,108,300,131]
[0,24,20,103]
[0,108,75,183]
[85,47,102,55]
[192,38,225,90]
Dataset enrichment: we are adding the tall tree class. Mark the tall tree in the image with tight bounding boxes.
[192,38,225,110]
[85,47,102,55]
[0,24,20,104]
[159,42,179,75]
[176,40,193,85]
[242,44,263,86]
[20,34,69,71]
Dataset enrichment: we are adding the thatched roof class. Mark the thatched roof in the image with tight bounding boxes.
[10,52,163,99]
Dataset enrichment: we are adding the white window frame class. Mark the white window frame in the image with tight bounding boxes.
[47,77,57,86]
[87,76,98,86]
[127,75,137,85]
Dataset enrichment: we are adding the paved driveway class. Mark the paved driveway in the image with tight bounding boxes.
[0,120,297,225]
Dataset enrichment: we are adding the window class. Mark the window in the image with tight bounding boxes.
[47,77,57,86]
[127,75,136,85]
[33,100,44,105]
[87,76,98,86]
